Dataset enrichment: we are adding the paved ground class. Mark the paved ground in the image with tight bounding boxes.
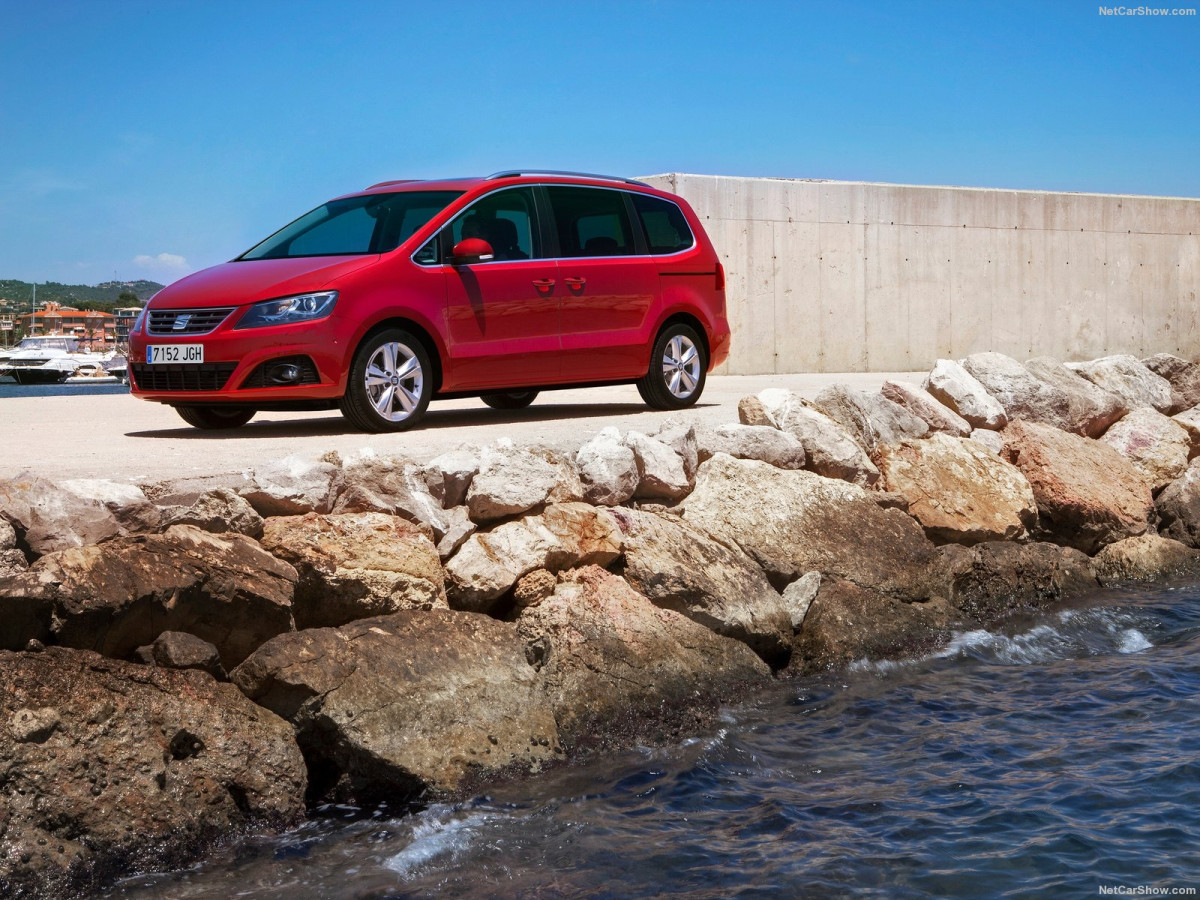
[1,373,923,484]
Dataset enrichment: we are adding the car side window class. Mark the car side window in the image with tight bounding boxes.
[445,187,539,262]
[631,193,694,254]
[546,187,634,258]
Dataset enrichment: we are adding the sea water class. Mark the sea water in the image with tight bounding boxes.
[109,584,1200,899]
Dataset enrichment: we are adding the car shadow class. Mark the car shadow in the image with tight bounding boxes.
[126,400,718,440]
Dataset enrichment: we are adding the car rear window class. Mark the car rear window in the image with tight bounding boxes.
[631,193,694,254]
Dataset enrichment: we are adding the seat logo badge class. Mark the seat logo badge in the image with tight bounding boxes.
[172,314,192,331]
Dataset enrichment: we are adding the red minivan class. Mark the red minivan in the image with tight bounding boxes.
[129,171,730,432]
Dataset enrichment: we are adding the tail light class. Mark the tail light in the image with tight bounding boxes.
[715,262,725,291]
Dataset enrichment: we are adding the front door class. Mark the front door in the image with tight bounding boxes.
[441,187,561,389]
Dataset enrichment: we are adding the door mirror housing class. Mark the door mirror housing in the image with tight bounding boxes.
[451,238,494,265]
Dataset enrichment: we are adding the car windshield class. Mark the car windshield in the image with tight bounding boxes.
[239,191,462,260]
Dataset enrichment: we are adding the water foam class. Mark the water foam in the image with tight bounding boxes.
[383,805,497,877]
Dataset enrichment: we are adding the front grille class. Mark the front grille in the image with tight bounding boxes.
[239,355,321,389]
[147,307,235,335]
[131,362,238,392]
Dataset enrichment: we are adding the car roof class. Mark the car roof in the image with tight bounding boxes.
[348,171,661,199]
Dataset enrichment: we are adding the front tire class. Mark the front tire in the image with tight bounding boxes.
[339,328,433,432]
[175,406,256,429]
[636,324,707,410]
[480,390,539,410]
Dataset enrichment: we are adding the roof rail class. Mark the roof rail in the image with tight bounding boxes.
[486,170,651,187]
[366,179,420,189]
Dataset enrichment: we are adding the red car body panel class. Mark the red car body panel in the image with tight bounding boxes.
[129,174,729,410]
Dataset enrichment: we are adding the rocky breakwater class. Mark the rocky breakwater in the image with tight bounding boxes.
[6,351,1200,895]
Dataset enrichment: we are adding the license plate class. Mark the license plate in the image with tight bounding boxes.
[146,344,204,364]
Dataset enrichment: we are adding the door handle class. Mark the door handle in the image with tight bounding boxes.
[532,278,556,291]
[564,276,587,291]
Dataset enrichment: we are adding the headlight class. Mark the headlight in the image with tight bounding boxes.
[132,307,148,333]
[235,291,338,330]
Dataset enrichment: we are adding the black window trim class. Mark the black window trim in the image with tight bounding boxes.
[410,183,697,268]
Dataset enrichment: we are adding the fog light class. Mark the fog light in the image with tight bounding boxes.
[269,363,301,384]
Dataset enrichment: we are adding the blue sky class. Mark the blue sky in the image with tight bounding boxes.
[1,0,1196,285]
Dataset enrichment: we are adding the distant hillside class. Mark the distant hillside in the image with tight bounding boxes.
[0,279,164,313]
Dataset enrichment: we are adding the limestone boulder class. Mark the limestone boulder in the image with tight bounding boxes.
[161,487,265,537]
[969,428,1005,455]
[1143,353,1200,413]
[134,631,227,680]
[140,471,255,507]
[780,572,821,630]
[878,433,1037,545]
[1022,357,1129,437]
[260,512,446,629]
[756,389,879,486]
[0,470,122,556]
[923,359,1008,430]
[1171,406,1200,457]
[232,610,560,801]
[1154,458,1200,547]
[466,442,560,522]
[423,448,480,507]
[435,505,477,561]
[961,352,1078,431]
[1001,420,1154,553]
[576,427,639,505]
[528,446,587,504]
[1066,355,1173,414]
[0,525,296,667]
[611,508,793,666]
[59,478,161,534]
[1099,407,1190,490]
[241,455,341,517]
[445,503,622,612]
[880,380,971,437]
[737,395,775,427]
[622,431,691,500]
[788,578,963,674]
[1093,534,1200,584]
[333,456,448,538]
[813,383,929,454]
[939,541,1098,624]
[654,424,701,480]
[515,567,770,746]
[0,647,305,900]
[682,454,943,601]
[695,423,806,470]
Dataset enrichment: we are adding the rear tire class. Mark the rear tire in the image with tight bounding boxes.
[636,324,707,410]
[339,328,433,432]
[480,390,539,410]
[175,406,256,429]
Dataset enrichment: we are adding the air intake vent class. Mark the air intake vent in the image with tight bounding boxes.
[131,362,238,392]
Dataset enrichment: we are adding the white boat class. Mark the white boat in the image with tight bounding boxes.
[2,336,108,385]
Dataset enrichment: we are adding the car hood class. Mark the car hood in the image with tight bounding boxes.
[149,256,378,310]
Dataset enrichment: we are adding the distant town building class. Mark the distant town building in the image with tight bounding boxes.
[18,301,117,347]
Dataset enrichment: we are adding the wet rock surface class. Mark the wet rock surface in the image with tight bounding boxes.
[0,647,305,899]
[1093,533,1200,584]
[613,508,793,666]
[232,610,560,802]
[514,567,770,747]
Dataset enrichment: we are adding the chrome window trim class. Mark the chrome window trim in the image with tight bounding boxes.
[409,183,697,268]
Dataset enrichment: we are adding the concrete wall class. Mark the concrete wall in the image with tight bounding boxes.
[641,173,1200,375]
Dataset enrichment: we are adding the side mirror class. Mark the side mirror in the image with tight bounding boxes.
[451,238,494,265]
